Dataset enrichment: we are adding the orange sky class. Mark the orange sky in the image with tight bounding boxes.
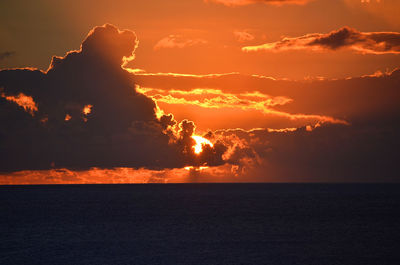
[1,0,400,183]
[1,0,400,78]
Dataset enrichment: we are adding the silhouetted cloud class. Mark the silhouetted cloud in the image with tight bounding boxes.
[212,115,400,182]
[243,27,400,54]
[0,24,226,172]
[2,23,400,183]
[128,67,400,182]
[205,0,313,6]
[133,68,400,129]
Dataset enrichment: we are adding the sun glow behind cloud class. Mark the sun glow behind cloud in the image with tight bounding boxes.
[191,135,214,154]
[1,0,400,186]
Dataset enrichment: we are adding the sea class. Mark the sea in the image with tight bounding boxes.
[1,183,399,265]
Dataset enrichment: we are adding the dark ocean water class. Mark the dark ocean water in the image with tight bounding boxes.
[1,184,399,265]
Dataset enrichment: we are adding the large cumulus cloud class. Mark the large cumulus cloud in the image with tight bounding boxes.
[0,24,226,172]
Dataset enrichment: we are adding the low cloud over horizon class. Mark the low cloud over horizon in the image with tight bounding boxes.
[1,24,400,183]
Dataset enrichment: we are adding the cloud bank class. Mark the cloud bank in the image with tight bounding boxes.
[130,68,400,182]
[1,24,400,183]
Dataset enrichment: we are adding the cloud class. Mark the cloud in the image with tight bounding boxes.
[242,27,400,54]
[0,164,243,184]
[0,24,227,172]
[154,35,207,50]
[136,86,348,126]
[205,0,313,6]
[2,24,400,183]
[213,116,400,182]
[131,68,400,181]
[204,68,399,182]
[2,113,399,183]
[136,87,292,109]
[234,31,255,42]
[132,69,400,130]
[0,92,38,115]
[0,167,185,184]
[0,51,15,61]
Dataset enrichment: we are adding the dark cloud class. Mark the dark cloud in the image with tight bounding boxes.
[133,68,400,128]
[0,51,15,61]
[2,24,400,182]
[134,69,400,182]
[213,119,400,182]
[0,24,226,172]
[242,27,400,54]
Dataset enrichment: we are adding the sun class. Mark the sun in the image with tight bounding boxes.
[191,135,213,154]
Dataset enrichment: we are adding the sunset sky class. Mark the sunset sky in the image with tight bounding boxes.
[1,0,399,183]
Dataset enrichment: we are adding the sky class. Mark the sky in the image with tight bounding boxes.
[0,0,399,183]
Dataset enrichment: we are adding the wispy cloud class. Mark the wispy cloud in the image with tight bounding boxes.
[154,35,207,50]
[0,51,15,61]
[242,27,400,54]
[205,0,313,6]
[136,86,348,126]
[234,31,255,42]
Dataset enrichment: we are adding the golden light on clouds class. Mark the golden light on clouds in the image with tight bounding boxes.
[136,85,349,129]
[1,92,38,115]
[1,0,400,185]
[184,166,209,171]
[82,104,92,115]
[191,135,214,154]
[136,86,292,111]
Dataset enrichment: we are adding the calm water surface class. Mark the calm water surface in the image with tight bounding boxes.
[1,183,399,265]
